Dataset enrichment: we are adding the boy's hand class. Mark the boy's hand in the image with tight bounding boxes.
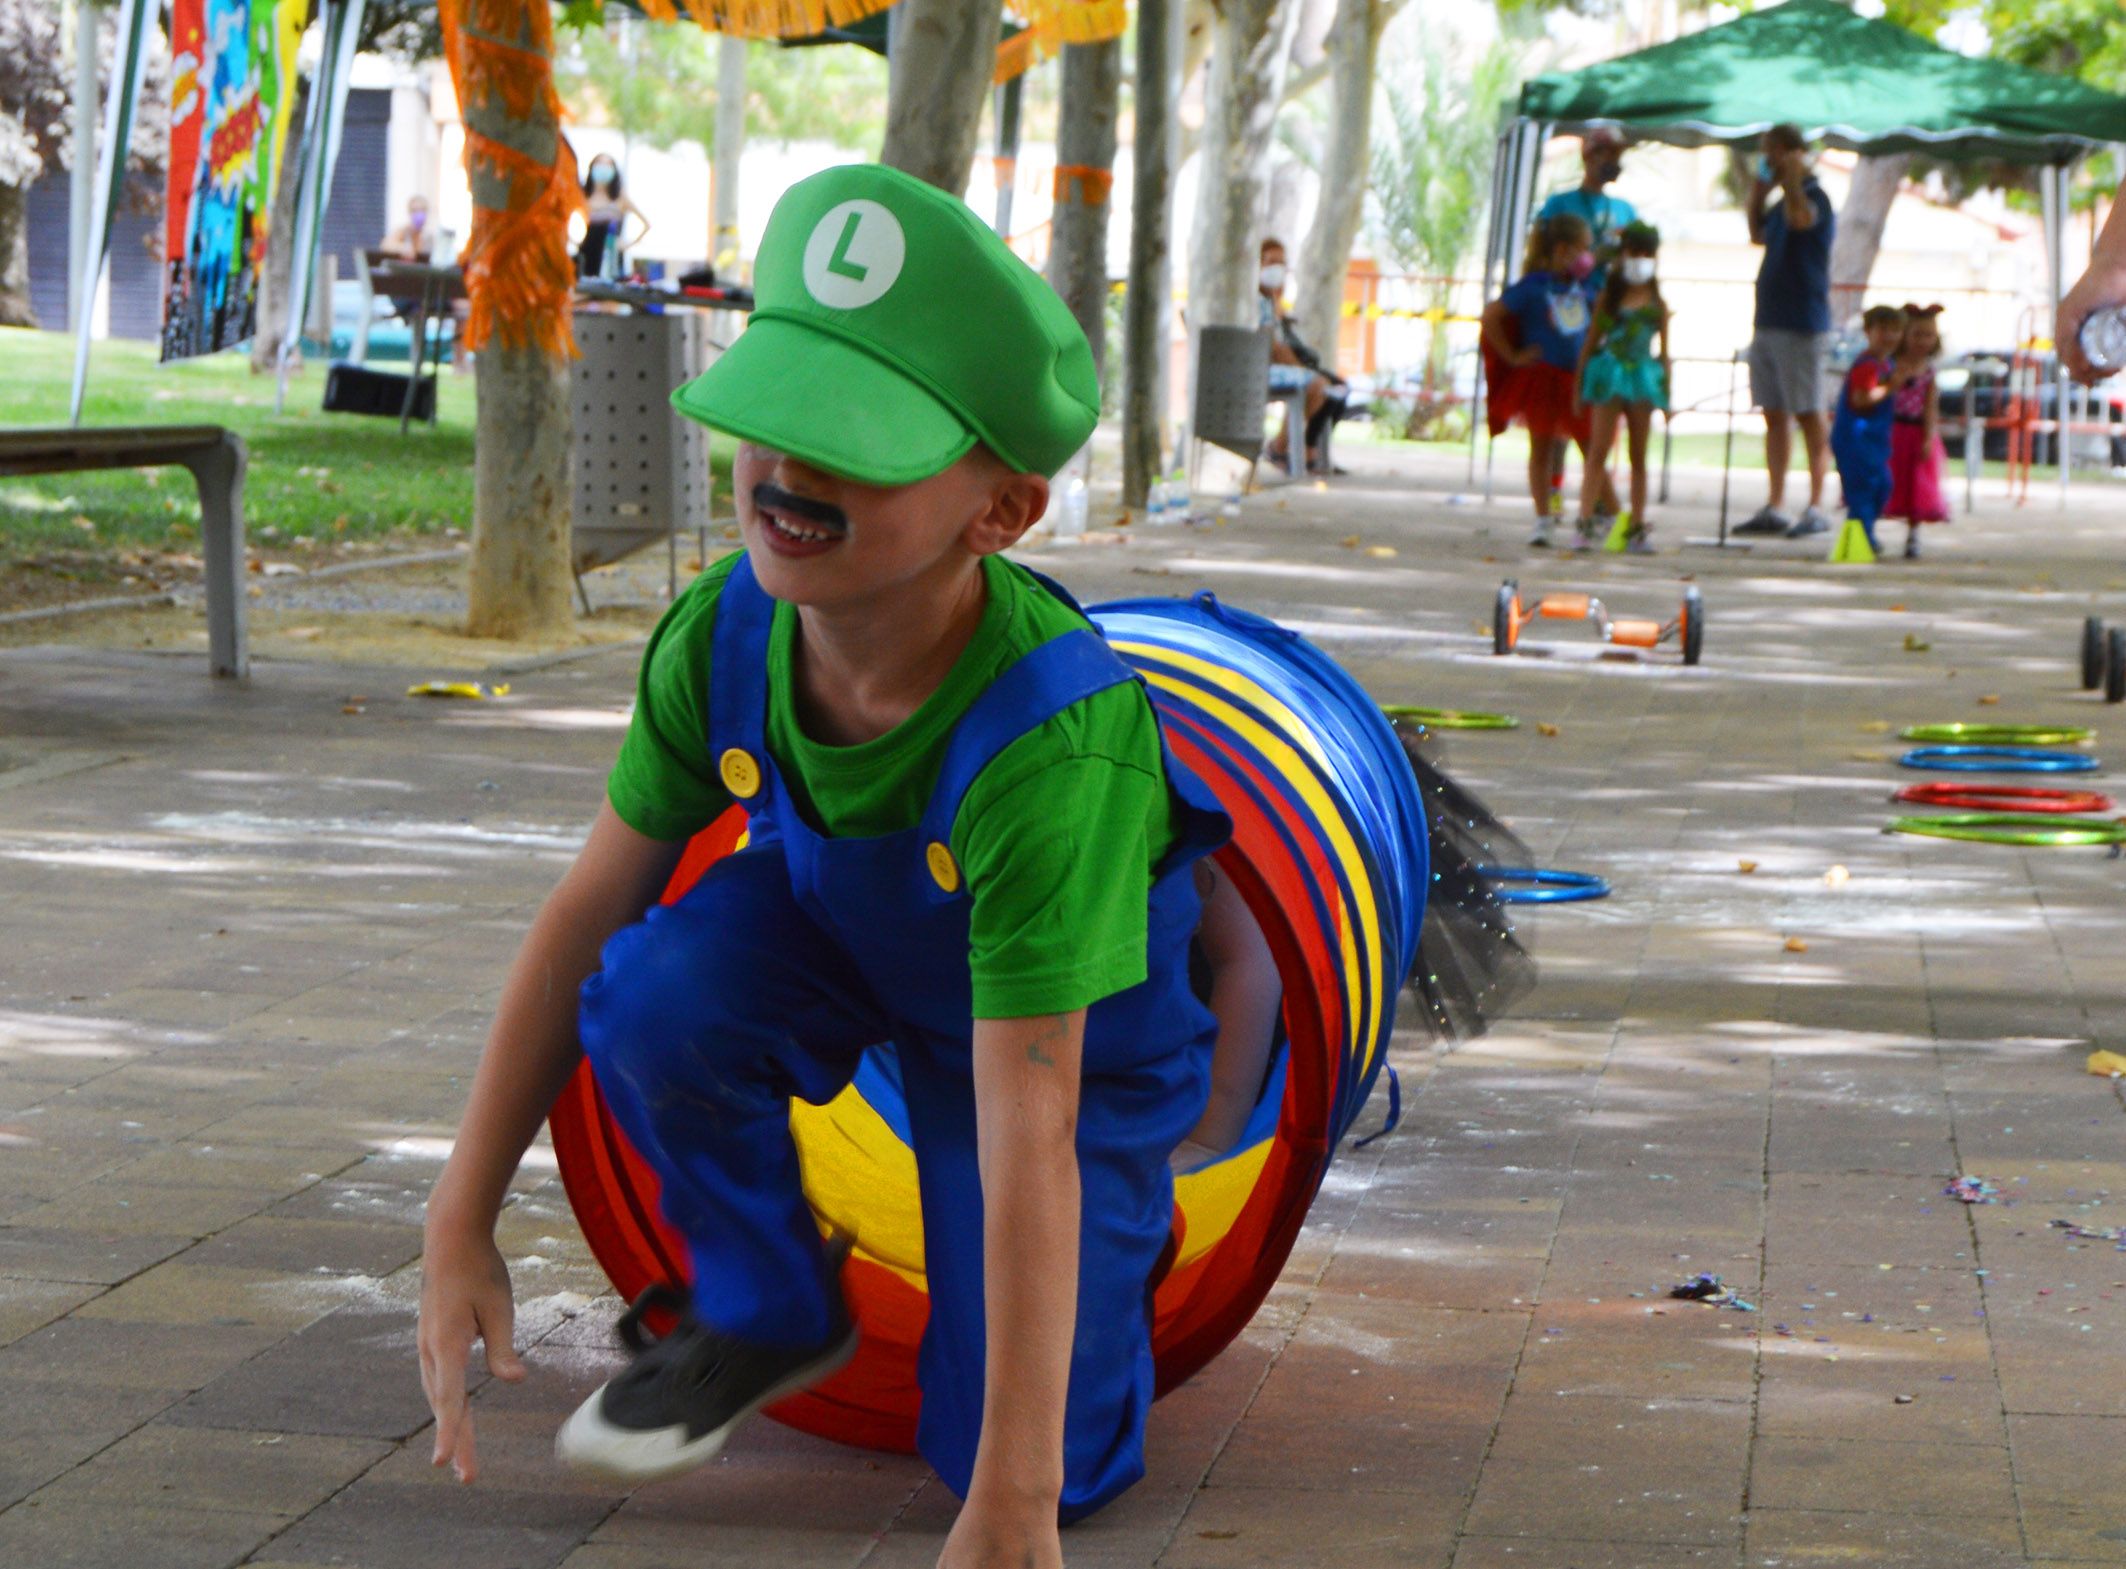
[418,1226,526,1484]
[1511,346,1543,368]
[937,1490,1064,1569]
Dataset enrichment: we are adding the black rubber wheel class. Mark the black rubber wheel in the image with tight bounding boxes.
[2108,628,2126,704]
[1494,581,1517,656]
[1681,586,1705,666]
[2083,615,2107,690]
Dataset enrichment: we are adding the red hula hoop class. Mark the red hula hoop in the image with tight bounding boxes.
[1893,782,2117,815]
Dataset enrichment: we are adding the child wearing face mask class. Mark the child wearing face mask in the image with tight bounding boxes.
[1483,214,1616,546]
[1572,222,1670,553]
[1886,303,1949,558]
[579,155,651,281]
[1829,305,1912,560]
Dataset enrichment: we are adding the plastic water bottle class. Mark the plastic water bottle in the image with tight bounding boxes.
[1219,487,1242,524]
[2080,307,2126,376]
[1147,473,1169,525]
[1056,471,1088,540]
[1166,467,1191,525]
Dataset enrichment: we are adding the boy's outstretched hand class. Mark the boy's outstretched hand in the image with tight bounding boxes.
[418,1227,527,1484]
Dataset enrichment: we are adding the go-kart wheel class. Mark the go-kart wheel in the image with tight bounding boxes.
[1494,581,1518,656]
[2108,628,2126,704]
[2083,615,2107,691]
[1681,586,1705,666]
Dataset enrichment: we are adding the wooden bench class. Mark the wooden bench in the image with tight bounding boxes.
[0,426,248,679]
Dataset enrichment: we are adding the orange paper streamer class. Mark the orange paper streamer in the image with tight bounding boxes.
[440,0,585,356]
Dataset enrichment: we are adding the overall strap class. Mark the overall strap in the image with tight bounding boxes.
[915,630,1137,890]
[706,555,778,809]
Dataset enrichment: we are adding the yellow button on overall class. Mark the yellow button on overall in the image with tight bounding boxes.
[719,748,762,798]
[925,842,960,893]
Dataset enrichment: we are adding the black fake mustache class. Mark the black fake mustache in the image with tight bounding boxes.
[752,482,849,535]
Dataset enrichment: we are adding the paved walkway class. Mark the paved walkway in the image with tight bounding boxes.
[2,445,2123,1567]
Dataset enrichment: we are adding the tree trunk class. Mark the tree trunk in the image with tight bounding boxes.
[1047,40,1120,385]
[1186,0,1299,342]
[1293,0,1380,360]
[0,182,34,327]
[469,339,574,638]
[711,36,745,271]
[880,0,1002,195]
[250,77,310,371]
[1828,152,1911,331]
[1123,0,1180,510]
[452,0,577,641]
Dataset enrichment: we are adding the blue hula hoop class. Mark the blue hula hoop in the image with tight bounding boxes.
[1479,866,1612,904]
[1897,745,2100,775]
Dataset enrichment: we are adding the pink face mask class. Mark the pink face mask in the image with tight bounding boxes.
[1567,252,1596,282]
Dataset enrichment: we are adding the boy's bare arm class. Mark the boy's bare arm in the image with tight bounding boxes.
[418,802,687,1484]
[939,1009,1085,1569]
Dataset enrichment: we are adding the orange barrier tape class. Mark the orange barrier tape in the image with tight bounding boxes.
[1054,163,1115,206]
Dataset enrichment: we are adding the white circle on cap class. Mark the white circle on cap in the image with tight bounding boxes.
[802,199,906,309]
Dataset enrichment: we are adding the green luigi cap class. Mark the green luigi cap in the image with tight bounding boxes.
[670,163,1099,485]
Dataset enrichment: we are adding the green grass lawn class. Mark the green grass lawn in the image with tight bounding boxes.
[2,327,478,553]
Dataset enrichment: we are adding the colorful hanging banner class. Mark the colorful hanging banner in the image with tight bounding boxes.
[160,0,305,361]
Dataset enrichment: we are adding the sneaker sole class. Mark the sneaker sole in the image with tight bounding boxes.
[553,1326,859,1485]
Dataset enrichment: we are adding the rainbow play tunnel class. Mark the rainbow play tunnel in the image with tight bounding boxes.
[549,590,1429,1452]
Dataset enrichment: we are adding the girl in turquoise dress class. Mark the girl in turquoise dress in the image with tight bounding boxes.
[1574,223,1671,552]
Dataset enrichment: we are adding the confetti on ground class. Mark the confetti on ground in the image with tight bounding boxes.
[1668,1274,1755,1312]
[1944,1176,1999,1204]
[2051,1219,2126,1248]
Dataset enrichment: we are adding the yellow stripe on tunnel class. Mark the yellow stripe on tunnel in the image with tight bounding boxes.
[792,1086,928,1287]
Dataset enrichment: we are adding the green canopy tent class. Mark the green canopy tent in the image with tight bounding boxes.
[1479,0,2126,503]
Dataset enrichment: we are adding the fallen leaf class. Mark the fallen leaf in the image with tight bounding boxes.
[1364,545,1397,559]
[1536,722,1560,737]
[1824,864,1851,888]
[1338,535,1360,548]
[285,626,324,641]
[1978,694,2000,706]
[1784,937,1809,953]
[1860,721,1891,733]
[1737,859,1759,874]
[1888,603,1908,613]
[2087,1049,2126,1078]
[341,705,365,716]
[1903,633,1932,652]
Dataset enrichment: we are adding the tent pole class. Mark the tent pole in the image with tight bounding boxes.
[68,0,151,426]
[1471,121,1513,490]
[2043,160,2071,510]
[68,0,99,334]
[278,0,369,415]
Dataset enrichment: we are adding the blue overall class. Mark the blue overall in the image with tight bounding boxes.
[1832,354,1896,542]
[578,557,1232,1520]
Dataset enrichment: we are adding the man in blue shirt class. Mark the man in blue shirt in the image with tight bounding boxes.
[1536,125,1639,283]
[1735,124,1839,539]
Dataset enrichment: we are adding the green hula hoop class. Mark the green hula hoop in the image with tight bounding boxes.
[1886,812,2126,846]
[1899,723,2094,747]
[1382,704,1521,731]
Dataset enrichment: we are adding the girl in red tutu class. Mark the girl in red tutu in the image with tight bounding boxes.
[1888,304,1949,558]
[1482,214,1617,546]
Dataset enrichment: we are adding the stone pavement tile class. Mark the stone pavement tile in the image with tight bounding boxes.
[601,1460,923,1544]
[0,1225,194,1285]
[1755,1358,2008,1445]
[166,1306,430,1440]
[1511,1309,1758,1404]
[0,1381,191,1509]
[2006,1413,2126,1514]
[1748,1433,2016,1517]
[0,1314,286,1390]
[0,1499,284,1569]
[1994,1324,2126,1418]
[1484,1393,1748,1468]
[1460,1456,1743,1547]
[117,1141,365,1194]
[251,1476,617,1569]
[9,1178,285,1238]
[1158,1484,1458,1569]
[560,1538,871,1569]
[72,1261,348,1331]
[0,1275,99,1345]
[184,1102,384,1153]
[266,1172,433,1228]
[2021,1512,2126,1563]
[1764,1171,1979,1269]
[1451,1539,1731,1568]
[1317,1235,1552,1312]
[28,1423,390,1516]
[1742,1506,2027,1567]
[185,1215,422,1278]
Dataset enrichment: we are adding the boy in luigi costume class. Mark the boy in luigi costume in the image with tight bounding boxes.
[415,163,1235,1562]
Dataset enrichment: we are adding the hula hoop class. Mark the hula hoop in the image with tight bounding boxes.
[1886,812,2126,846]
[1897,745,2100,774]
[1478,866,1612,903]
[1381,704,1521,731]
[1893,782,2116,815]
[1899,723,2094,746]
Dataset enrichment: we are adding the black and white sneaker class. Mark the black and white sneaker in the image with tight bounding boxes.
[1733,506,1792,536]
[554,1283,858,1484]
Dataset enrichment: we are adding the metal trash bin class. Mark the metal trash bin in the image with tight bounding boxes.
[570,312,716,574]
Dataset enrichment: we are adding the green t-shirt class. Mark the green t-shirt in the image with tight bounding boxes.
[607,552,1181,1019]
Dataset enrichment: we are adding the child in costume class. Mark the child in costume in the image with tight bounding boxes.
[1829,304,1910,557]
[1887,302,1949,558]
[1483,214,1619,547]
[1573,221,1670,553]
[415,164,1238,1564]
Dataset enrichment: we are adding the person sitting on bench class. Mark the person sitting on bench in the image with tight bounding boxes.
[1258,238,1350,476]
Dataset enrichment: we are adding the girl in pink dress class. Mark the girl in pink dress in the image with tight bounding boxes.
[1888,304,1949,557]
